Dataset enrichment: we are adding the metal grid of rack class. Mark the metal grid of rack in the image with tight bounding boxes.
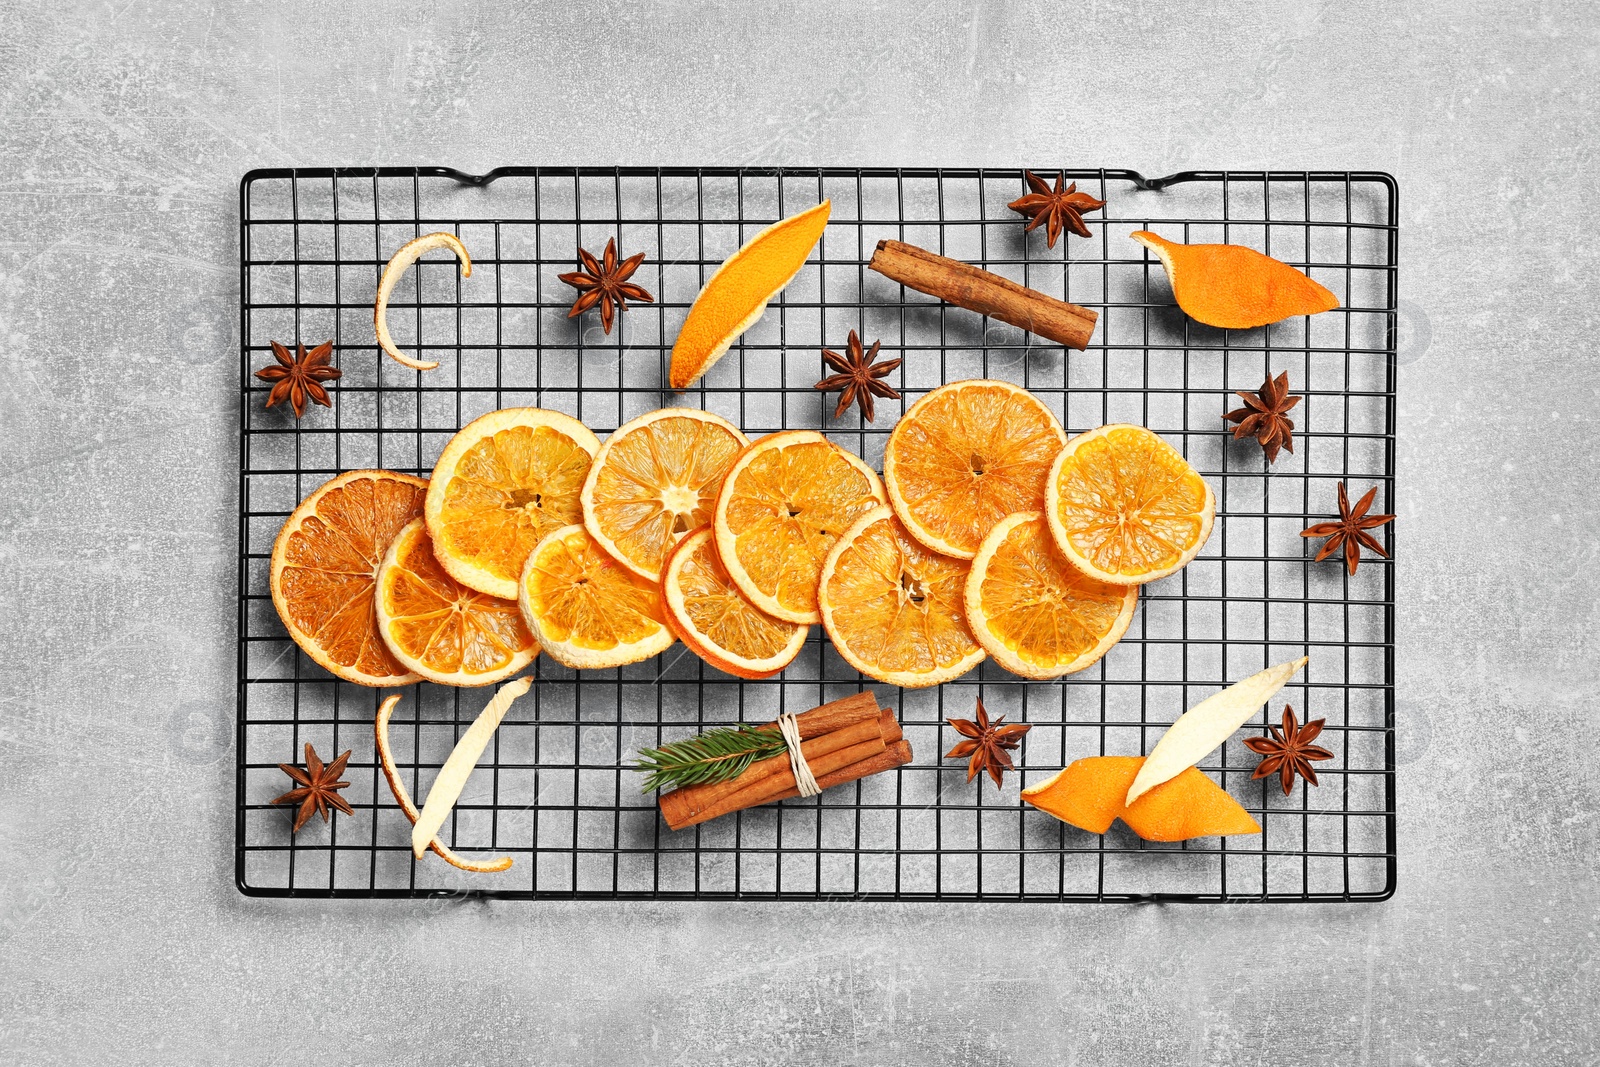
[236,166,1396,902]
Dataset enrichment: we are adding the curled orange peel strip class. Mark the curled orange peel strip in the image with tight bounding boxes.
[373,694,512,873]
[374,232,472,371]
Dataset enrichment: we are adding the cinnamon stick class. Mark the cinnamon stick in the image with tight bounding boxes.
[804,738,912,797]
[663,712,907,831]
[868,239,1098,350]
[743,691,879,741]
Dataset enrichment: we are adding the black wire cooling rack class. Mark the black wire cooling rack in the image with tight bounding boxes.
[236,166,1397,902]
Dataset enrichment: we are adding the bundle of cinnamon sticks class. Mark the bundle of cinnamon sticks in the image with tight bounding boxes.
[658,692,910,831]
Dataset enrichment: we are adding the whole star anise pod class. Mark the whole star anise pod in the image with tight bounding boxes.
[1301,481,1395,576]
[1007,171,1107,249]
[1224,370,1300,463]
[256,340,340,419]
[1243,705,1334,796]
[944,698,1031,790]
[815,330,902,422]
[271,742,355,832]
[557,237,654,335]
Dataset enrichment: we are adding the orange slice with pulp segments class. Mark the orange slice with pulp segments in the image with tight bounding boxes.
[660,526,807,680]
[668,201,831,389]
[517,524,674,670]
[373,518,539,687]
[713,430,886,625]
[581,407,749,580]
[818,505,984,688]
[965,511,1137,680]
[269,469,429,687]
[883,379,1067,560]
[1045,424,1215,585]
[425,407,600,600]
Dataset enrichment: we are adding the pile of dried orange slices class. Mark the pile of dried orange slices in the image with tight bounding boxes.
[268,381,1214,690]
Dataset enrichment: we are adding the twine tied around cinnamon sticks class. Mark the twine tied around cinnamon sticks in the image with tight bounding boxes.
[775,712,822,798]
[655,693,910,831]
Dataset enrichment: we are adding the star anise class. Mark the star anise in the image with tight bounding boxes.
[255,340,340,419]
[1007,171,1107,249]
[1224,370,1300,463]
[815,330,902,422]
[557,237,654,335]
[1243,705,1334,796]
[1301,481,1395,576]
[944,698,1031,790]
[270,742,355,832]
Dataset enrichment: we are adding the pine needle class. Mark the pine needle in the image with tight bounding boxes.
[626,724,790,793]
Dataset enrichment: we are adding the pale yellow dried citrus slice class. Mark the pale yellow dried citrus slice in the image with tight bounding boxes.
[425,407,601,600]
[713,430,886,625]
[375,232,472,371]
[818,505,984,688]
[661,526,807,679]
[517,524,674,669]
[581,407,749,580]
[965,511,1137,680]
[883,379,1067,559]
[373,518,539,687]
[270,469,429,687]
[1045,424,1215,584]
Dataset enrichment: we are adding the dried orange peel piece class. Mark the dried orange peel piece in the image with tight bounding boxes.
[1046,424,1215,585]
[1022,756,1260,842]
[660,526,807,679]
[883,379,1067,559]
[1125,656,1309,805]
[1131,231,1338,330]
[581,407,749,580]
[270,469,429,687]
[964,512,1137,680]
[819,505,984,688]
[411,675,533,857]
[374,694,513,873]
[375,232,472,371]
[669,201,831,389]
[713,430,886,625]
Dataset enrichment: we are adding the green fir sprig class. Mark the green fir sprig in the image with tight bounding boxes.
[627,724,789,793]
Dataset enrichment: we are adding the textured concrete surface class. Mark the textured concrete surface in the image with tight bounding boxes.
[2,1,1597,1063]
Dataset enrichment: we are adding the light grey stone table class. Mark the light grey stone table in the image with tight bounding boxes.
[3,2,1594,1063]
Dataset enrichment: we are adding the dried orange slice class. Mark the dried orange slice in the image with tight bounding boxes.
[375,232,472,371]
[713,430,886,625]
[883,379,1066,559]
[270,469,428,687]
[965,512,1137,680]
[517,524,674,669]
[661,526,807,679]
[581,407,749,580]
[1131,231,1339,330]
[1045,424,1215,585]
[668,201,831,389]
[818,506,984,688]
[373,519,539,687]
[425,408,600,600]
